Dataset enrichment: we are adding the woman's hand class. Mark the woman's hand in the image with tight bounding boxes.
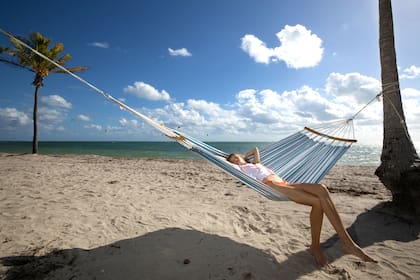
[245,147,261,164]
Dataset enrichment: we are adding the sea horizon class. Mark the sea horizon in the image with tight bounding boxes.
[0,140,382,166]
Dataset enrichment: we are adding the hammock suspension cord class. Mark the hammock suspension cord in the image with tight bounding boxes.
[0,28,389,200]
[0,28,191,149]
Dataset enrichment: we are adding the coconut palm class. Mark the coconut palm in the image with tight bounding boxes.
[0,32,86,153]
[375,0,420,214]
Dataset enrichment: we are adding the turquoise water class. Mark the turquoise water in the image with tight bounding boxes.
[0,141,381,166]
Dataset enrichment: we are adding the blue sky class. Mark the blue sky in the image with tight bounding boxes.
[1,0,419,147]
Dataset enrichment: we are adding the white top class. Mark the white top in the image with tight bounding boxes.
[233,163,273,181]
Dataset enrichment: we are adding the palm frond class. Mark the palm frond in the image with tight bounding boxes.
[52,65,88,73]
[2,31,87,77]
[0,56,34,71]
[49,42,64,59]
[0,46,11,54]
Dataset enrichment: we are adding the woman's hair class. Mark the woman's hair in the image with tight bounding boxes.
[226,153,236,162]
[226,153,249,163]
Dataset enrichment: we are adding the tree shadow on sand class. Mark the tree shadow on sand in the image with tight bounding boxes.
[276,201,420,278]
[0,227,316,280]
[324,201,420,249]
[1,202,419,280]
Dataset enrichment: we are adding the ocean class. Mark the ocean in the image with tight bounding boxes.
[0,141,381,166]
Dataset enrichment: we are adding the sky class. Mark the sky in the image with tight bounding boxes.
[1,0,419,147]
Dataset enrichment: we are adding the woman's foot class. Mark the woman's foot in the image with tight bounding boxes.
[310,245,332,269]
[341,243,377,263]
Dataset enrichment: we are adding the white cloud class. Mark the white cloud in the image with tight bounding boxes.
[84,124,102,130]
[240,35,274,64]
[401,88,420,126]
[241,24,324,68]
[123,81,171,101]
[402,87,420,98]
[155,102,206,127]
[104,125,125,134]
[119,118,128,126]
[325,72,381,105]
[400,65,420,79]
[85,70,419,144]
[235,86,336,127]
[273,25,324,68]
[41,95,72,109]
[0,107,31,126]
[140,87,331,140]
[38,107,66,122]
[187,99,224,117]
[236,89,285,124]
[134,72,404,143]
[77,114,90,122]
[168,48,192,57]
[88,42,110,49]
[32,70,410,144]
[324,72,383,126]
[119,118,138,127]
[29,96,72,132]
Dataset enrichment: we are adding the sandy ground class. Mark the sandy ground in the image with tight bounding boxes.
[0,153,419,279]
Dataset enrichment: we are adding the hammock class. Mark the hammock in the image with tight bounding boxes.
[0,29,358,201]
[169,121,356,201]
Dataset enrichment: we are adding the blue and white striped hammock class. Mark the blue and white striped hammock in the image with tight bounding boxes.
[170,121,356,201]
[1,28,357,201]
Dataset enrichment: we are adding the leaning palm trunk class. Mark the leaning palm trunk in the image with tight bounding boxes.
[375,0,420,215]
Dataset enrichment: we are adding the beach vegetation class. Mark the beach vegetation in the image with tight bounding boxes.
[0,32,87,153]
[375,0,420,216]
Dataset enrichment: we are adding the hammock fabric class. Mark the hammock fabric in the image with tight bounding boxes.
[0,28,357,201]
[172,121,356,201]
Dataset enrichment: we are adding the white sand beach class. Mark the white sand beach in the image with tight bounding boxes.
[0,153,419,279]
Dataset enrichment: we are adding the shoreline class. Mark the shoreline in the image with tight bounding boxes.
[1,153,418,279]
[0,140,383,166]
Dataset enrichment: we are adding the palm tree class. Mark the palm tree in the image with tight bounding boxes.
[375,0,420,215]
[0,32,86,153]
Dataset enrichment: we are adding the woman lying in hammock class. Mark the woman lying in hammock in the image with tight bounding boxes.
[226,147,376,268]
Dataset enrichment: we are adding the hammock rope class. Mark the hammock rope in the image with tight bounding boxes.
[0,28,382,200]
[0,28,193,150]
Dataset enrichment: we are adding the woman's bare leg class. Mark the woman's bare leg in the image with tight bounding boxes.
[269,182,376,264]
[268,184,330,266]
[309,203,330,267]
[286,183,376,263]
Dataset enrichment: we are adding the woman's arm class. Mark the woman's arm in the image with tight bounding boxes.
[245,147,261,164]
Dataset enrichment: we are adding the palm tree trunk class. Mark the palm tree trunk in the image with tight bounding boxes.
[32,85,39,154]
[375,0,420,215]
